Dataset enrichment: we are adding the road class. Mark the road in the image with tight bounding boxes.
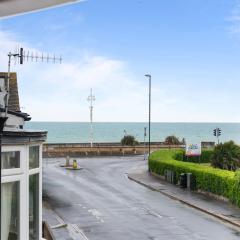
[43,156,240,240]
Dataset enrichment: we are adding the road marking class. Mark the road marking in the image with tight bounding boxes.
[88,209,104,223]
[68,224,89,240]
[145,208,163,218]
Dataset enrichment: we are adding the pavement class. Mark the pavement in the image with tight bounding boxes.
[42,156,240,240]
[127,165,240,228]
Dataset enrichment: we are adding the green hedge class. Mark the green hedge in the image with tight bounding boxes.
[149,149,240,207]
[174,149,213,163]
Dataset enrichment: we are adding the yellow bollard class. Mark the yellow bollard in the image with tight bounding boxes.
[73,159,78,169]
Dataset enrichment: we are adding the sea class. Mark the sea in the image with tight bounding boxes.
[24,122,240,144]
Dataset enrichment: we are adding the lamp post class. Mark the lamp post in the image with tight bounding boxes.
[145,74,151,160]
[87,88,95,148]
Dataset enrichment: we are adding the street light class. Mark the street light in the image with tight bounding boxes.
[145,74,151,161]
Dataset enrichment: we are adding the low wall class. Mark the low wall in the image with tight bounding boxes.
[42,142,215,158]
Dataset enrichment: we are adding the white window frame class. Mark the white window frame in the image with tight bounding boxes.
[28,144,42,240]
[1,143,43,240]
[2,174,27,240]
[2,146,25,177]
[29,145,40,171]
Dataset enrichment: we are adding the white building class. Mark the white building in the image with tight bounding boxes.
[0,1,80,239]
[1,72,47,240]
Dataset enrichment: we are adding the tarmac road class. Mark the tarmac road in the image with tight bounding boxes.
[43,156,240,240]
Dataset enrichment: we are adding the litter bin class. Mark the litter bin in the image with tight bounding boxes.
[179,173,187,188]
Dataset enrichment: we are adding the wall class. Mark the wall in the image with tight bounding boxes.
[42,142,215,158]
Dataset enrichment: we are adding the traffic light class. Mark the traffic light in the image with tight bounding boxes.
[20,48,23,64]
[213,129,217,136]
[218,128,221,136]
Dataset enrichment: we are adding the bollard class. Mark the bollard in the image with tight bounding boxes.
[66,155,70,167]
[73,159,78,169]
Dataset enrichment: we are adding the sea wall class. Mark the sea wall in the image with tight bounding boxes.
[42,142,215,158]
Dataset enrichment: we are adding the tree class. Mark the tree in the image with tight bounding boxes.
[164,135,181,145]
[211,141,240,171]
[121,135,139,146]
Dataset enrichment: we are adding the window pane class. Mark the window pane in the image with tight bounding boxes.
[1,181,20,240]
[29,174,39,240]
[1,151,20,169]
[29,146,39,169]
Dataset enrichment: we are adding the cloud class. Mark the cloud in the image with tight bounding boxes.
[227,2,240,36]
[1,29,240,123]
[0,29,173,122]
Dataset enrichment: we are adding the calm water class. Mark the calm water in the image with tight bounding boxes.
[24,122,240,144]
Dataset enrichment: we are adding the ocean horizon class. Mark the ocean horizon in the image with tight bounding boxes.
[24,122,240,144]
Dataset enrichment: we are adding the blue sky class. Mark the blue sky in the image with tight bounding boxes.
[0,0,240,122]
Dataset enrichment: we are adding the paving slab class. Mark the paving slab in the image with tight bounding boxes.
[43,201,88,240]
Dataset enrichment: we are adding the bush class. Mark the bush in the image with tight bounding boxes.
[211,141,240,171]
[149,149,240,207]
[164,135,181,145]
[121,135,139,146]
[231,170,240,206]
[174,149,213,163]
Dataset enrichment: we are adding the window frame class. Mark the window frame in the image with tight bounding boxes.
[2,174,27,240]
[28,144,42,240]
[29,145,40,170]
[2,146,24,177]
[1,143,42,240]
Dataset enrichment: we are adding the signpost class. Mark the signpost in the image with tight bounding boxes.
[186,143,201,157]
[185,143,201,162]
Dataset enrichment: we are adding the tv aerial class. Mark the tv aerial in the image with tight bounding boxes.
[3,47,62,116]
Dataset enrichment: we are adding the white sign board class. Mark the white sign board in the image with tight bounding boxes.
[185,143,201,156]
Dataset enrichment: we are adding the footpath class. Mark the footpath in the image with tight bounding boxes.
[127,165,240,228]
[43,201,88,240]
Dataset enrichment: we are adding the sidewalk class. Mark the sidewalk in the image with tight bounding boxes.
[127,165,240,228]
[43,201,88,240]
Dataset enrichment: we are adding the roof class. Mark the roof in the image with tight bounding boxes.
[2,129,47,145]
[0,0,81,18]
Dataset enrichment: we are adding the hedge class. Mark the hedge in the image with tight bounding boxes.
[149,149,240,207]
[174,149,213,163]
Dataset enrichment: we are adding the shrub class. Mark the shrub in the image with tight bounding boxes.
[211,141,240,171]
[121,135,139,146]
[148,149,240,207]
[164,135,181,145]
[230,170,240,206]
[174,149,213,163]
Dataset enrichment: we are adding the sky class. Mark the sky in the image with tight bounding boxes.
[1,0,240,122]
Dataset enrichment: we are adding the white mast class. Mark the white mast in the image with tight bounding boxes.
[87,88,95,147]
